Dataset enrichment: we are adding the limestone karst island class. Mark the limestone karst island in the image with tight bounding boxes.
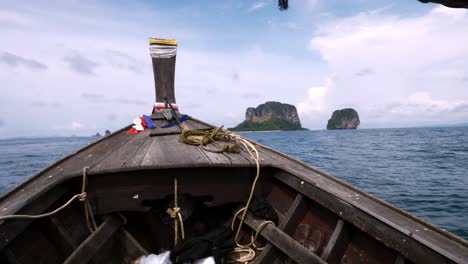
[326,108,360,130]
[230,101,305,131]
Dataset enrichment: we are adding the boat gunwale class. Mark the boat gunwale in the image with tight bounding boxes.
[0,124,132,202]
[252,140,468,248]
[0,117,466,263]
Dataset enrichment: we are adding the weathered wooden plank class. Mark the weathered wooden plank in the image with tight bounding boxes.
[148,120,250,166]
[240,212,326,264]
[0,186,67,251]
[181,118,212,130]
[0,128,133,219]
[149,118,211,137]
[151,119,181,135]
[281,167,468,263]
[64,215,123,264]
[255,193,307,264]
[1,248,19,264]
[256,145,282,166]
[189,124,254,166]
[394,255,406,264]
[151,54,176,103]
[141,134,211,168]
[123,136,154,168]
[320,219,351,264]
[40,216,76,258]
[91,168,253,214]
[45,202,103,263]
[91,129,152,173]
[118,229,148,258]
[223,151,253,166]
[273,171,457,264]
[282,194,307,234]
[196,145,234,166]
[251,141,468,263]
[5,224,63,264]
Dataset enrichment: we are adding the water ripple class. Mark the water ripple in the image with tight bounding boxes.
[241,127,468,239]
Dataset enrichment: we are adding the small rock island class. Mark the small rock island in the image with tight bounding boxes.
[327,108,360,130]
[230,101,305,131]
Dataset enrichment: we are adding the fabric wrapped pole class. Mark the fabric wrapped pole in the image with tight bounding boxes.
[149,38,178,103]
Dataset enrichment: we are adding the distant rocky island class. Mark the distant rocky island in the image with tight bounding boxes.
[327,108,360,129]
[230,101,305,131]
[92,130,112,137]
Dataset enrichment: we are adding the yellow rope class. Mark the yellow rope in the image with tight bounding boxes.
[179,127,240,153]
[0,167,98,234]
[167,176,185,247]
[178,127,275,262]
[227,132,274,263]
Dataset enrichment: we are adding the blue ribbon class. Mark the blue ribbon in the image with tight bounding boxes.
[143,115,157,129]
[161,115,190,128]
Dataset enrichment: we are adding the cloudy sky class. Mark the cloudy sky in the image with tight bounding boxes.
[0,0,467,138]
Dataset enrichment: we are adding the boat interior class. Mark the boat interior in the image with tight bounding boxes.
[0,164,458,264]
[0,37,466,264]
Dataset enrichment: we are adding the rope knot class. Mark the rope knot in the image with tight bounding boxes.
[78,192,87,202]
[167,207,181,218]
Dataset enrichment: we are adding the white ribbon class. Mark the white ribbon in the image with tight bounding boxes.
[150,44,177,59]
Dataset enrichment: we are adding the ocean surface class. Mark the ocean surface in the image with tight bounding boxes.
[0,127,467,239]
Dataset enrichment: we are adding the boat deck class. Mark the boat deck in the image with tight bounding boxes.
[0,115,467,263]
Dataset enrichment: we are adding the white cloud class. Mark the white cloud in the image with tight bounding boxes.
[1,1,467,137]
[298,77,332,114]
[299,6,468,128]
[0,1,322,137]
[71,121,84,130]
[248,2,268,12]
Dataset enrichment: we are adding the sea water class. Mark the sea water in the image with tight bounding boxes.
[0,127,467,239]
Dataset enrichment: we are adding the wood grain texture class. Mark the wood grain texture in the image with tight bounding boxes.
[141,134,211,168]
[0,186,67,251]
[152,56,176,103]
[64,215,123,264]
[255,193,307,264]
[91,129,153,173]
[0,116,466,264]
[320,219,351,263]
[240,212,326,264]
[0,126,133,218]
[273,171,462,264]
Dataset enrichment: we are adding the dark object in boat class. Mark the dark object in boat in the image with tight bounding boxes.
[249,195,279,225]
[170,227,234,264]
[418,0,468,8]
[0,38,466,264]
[278,0,288,10]
[278,0,468,11]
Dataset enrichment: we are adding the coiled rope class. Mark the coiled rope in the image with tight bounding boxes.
[230,135,274,263]
[0,167,98,233]
[179,127,240,153]
[179,127,274,263]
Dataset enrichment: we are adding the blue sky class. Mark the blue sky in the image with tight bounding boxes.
[0,0,467,138]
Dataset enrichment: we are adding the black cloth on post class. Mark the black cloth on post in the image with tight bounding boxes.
[170,227,234,264]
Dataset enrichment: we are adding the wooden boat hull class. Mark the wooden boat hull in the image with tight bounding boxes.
[0,116,466,264]
[0,38,466,263]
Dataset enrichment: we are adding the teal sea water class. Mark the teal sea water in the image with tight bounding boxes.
[0,127,467,239]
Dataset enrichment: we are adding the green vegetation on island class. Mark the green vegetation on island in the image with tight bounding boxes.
[231,117,305,131]
[230,101,306,131]
[326,108,360,130]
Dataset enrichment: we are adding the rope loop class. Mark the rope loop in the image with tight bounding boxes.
[0,166,97,235]
[166,207,181,218]
[171,177,185,246]
[179,127,241,154]
[177,128,265,263]
[78,192,88,202]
